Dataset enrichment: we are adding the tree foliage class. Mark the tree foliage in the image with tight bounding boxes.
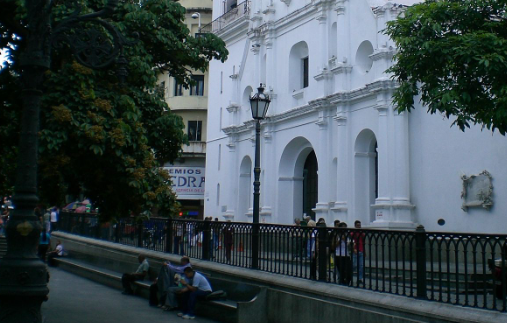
[0,0,228,220]
[385,0,507,134]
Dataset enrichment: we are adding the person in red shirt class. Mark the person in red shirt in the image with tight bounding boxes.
[351,220,365,284]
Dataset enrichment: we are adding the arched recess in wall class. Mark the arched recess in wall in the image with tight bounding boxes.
[237,156,252,221]
[355,40,374,74]
[216,183,221,206]
[242,86,254,123]
[354,129,378,223]
[329,23,337,62]
[261,54,267,86]
[331,157,338,203]
[288,41,309,92]
[278,137,318,223]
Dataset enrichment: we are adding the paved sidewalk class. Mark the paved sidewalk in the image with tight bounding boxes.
[42,267,220,323]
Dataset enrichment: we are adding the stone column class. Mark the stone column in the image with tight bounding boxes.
[372,89,415,229]
[313,101,331,223]
[331,103,349,222]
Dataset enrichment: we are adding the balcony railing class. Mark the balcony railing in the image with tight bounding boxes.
[200,1,250,34]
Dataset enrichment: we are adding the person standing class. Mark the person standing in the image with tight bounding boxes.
[50,207,58,232]
[306,216,316,259]
[38,226,51,262]
[351,220,365,284]
[334,222,352,285]
[174,221,184,255]
[177,267,212,320]
[43,209,51,233]
[223,221,234,262]
[34,205,43,223]
[292,218,303,260]
[213,218,220,251]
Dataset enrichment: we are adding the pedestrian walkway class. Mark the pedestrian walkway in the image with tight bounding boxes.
[42,267,220,323]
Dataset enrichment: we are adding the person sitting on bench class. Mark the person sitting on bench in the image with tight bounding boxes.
[175,267,212,320]
[149,256,192,307]
[121,254,149,295]
[47,240,64,267]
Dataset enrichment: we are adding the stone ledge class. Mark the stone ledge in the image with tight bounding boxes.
[53,232,506,323]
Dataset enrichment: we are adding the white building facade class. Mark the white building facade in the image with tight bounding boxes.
[204,0,507,233]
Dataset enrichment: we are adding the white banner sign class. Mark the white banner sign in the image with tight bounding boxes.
[165,166,205,197]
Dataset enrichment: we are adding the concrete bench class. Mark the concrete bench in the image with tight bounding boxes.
[53,257,155,297]
[195,276,266,323]
[54,257,266,323]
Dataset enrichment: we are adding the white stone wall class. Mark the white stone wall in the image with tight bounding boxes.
[205,0,507,233]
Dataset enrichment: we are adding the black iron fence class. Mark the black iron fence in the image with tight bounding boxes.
[58,212,507,312]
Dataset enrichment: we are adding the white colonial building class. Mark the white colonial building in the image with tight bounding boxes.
[204,0,507,233]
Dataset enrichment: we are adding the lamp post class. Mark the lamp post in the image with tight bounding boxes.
[249,84,271,270]
[0,1,133,321]
[191,12,201,33]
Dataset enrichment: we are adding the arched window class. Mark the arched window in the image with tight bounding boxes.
[289,41,309,92]
[242,86,254,122]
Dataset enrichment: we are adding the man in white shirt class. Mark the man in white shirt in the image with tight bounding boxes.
[47,240,64,266]
[177,267,212,320]
[121,255,149,295]
[50,208,58,232]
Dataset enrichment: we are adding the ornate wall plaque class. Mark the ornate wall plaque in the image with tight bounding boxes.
[461,170,493,211]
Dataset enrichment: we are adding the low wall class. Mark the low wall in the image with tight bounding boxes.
[53,232,506,323]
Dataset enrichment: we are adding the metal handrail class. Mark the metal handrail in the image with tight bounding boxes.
[200,1,250,34]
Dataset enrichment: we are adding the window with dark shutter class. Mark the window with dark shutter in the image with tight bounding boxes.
[188,121,202,141]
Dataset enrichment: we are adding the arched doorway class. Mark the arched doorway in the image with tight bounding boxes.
[354,129,378,223]
[303,151,318,221]
[277,137,317,223]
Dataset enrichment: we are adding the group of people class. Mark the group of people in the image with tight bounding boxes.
[121,254,213,320]
[0,196,13,236]
[294,216,365,285]
[172,219,235,262]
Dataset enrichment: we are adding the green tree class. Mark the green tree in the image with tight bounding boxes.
[0,0,228,220]
[385,0,507,134]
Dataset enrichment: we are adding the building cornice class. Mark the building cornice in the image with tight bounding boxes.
[373,2,407,17]
[328,79,398,105]
[370,47,396,61]
[222,79,398,137]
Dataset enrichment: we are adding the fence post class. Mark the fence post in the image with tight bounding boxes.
[137,220,143,248]
[115,220,120,243]
[415,225,427,299]
[251,223,260,269]
[318,226,328,281]
[165,218,173,253]
[202,220,211,261]
[79,215,85,236]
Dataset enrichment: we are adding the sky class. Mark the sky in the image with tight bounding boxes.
[0,48,8,68]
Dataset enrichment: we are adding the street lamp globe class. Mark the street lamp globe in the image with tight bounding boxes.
[191,12,201,32]
[249,84,271,120]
